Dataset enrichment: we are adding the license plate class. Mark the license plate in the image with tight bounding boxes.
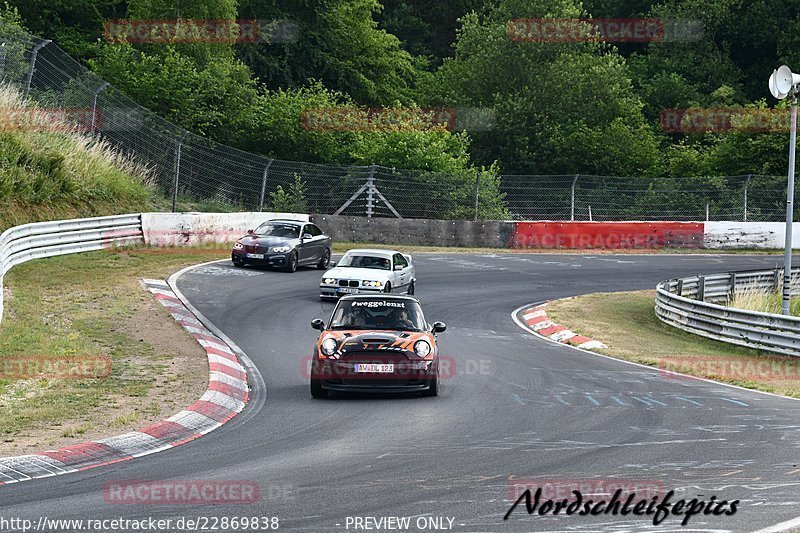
[355,363,394,373]
[337,287,358,294]
[246,253,264,259]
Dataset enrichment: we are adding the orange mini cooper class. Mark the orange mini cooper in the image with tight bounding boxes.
[309,295,446,398]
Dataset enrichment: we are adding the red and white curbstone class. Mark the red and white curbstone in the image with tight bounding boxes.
[520,303,607,350]
[0,279,248,485]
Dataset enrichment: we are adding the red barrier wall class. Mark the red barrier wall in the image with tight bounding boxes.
[511,222,705,249]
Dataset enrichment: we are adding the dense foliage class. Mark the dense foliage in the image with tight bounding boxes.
[6,0,798,217]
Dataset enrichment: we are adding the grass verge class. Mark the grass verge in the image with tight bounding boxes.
[0,248,227,456]
[546,290,800,398]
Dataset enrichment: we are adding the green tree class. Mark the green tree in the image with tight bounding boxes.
[420,0,660,176]
[270,174,308,212]
[236,0,419,105]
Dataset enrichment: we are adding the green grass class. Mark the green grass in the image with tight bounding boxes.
[729,284,800,316]
[0,248,223,453]
[547,290,800,397]
[0,85,153,231]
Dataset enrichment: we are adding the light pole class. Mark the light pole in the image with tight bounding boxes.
[769,66,800,314]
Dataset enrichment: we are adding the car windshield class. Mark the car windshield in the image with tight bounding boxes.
[337,254,391,270]
[330,299,426,332]
[254,222,300,238]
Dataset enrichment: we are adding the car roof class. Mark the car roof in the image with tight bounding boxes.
[262,219,304,225]
[338,294,419,302]
[343,248,399,257]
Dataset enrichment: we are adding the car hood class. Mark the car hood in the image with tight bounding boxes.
[323,266,391,280]
[323,330,433,353]
[239,235,296,247]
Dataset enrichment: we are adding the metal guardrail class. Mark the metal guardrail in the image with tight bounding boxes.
[0,214,144,323]
[655,267,800,356]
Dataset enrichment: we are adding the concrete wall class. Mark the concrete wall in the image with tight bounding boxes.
[140,213,800,250]
[312,215,514,248]
[704,222,800,249]
[141,212,309,246]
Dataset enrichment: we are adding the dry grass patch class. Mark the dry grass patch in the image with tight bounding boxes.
[546,290,800,397]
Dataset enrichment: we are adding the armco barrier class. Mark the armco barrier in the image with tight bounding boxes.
[655,267,800,356]
[0,214,144,324]
[0,212,308,326]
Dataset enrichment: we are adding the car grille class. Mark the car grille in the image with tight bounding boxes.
[338,280,359,287]
[245,245,259,253]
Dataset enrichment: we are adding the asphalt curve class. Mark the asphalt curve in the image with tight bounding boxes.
[2,253,800,533]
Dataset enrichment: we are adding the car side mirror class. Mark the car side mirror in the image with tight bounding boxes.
[302,233,312,240]
[432,322,446,334]
[246,229,254,235]
[311,319,325,330]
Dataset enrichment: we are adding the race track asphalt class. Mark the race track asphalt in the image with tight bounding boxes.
[2,252,799,533]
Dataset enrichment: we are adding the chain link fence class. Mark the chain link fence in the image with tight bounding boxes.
[0,22,790,222]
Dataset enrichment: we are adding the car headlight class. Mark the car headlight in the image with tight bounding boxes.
[414,340,431,357]
[269,246,291,253]
[233,241,243,250]
[321,337,337,356]
[323,278,337,285]
[362,280,384,287]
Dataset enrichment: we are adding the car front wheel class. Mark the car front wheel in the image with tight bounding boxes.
[283,251,298,273]
[317,249,330,270]
[422,374,438,397]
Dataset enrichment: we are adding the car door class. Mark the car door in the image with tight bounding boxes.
[298,224,316,263]
[392,253,409,291]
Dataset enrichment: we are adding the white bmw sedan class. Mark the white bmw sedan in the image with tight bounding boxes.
[319,249,416,299]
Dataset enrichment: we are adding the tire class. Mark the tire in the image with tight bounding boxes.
[310,375,327,398]
[407,280,415,295]
[317,249,331,270]
[283,251,298,273]
[422,374,438,397]
[232,256,244,268]
[383,282,392,293]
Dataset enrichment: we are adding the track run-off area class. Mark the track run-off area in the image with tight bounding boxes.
[2,253,800,533]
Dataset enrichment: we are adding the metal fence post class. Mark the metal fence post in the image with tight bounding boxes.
[743,174,752,221]
[698,275,706,301]
[23,39,50,99]
[366,164,377,218]
[172,131,189,213]
[570,174,579,221]
[90,81,109,135]
[258,159,274,212]
[474,171,480,221]
[0,43,7,81]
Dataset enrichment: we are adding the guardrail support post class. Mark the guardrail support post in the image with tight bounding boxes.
[676,278,683,296]
[257,159,274,212]
[172,131,189,213]
[698,275,706,301]
[23,39,50,99]
[90,81,109,135]
[474,171,480,221]
[570,174,579,221]
[743,174,752,221]
[365,164,376,218]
